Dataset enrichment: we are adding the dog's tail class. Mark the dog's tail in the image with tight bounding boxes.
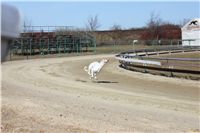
[84,66,88,72]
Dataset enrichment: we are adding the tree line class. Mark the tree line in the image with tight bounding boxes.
[23,12,191,41]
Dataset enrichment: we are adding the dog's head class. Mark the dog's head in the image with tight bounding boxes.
[102,59,109,63]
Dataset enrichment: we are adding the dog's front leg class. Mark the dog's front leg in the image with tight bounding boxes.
[91,71,94,79]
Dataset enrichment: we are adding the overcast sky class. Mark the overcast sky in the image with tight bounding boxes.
[4,1,200,30]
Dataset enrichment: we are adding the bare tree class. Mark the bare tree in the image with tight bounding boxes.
[146,11,163,40]
[146,11,162,28]
[179,18,191,27]
[86,15,101,31]
[110,24,122,30]
[23,17,32,32]
[141,12,181,44]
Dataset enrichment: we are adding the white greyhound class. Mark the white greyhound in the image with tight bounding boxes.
[84,59,109,80]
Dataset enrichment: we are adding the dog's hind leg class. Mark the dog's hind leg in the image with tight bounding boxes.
[91,71,95,79]
[94,72,98,80]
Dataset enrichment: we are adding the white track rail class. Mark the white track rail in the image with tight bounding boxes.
[115,56,161,66]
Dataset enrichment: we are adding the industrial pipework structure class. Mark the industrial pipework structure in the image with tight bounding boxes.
[11,26,96,55]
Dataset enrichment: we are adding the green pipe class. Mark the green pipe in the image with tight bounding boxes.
[30,39,31,56]
[48,38,50,54]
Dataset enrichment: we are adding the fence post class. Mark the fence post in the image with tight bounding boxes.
[170,40,172,46]
[27,51,28,60]
[76,40,78,55]
[9,49,12,61]
[94,37,96,54]
[114,41,116,53]
[80,37,82,53]
[21,39,23,55]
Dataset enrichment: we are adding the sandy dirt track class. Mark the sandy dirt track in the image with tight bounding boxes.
[1,54,200,133]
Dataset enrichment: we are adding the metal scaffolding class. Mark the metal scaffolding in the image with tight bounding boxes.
[11,26,96,55]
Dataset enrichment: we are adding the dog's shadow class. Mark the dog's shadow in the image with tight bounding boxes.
[93,80,118,84]
[76,79,87,82]
[76,79,118,84]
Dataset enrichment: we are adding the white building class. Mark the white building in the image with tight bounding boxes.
[181,18,200,46]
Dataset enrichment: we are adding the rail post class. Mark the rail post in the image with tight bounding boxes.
[145,50,148,57]
[143,63,147,73]
[170,70,173,77]
[156,50,159,56]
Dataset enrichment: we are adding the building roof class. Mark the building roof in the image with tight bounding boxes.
[182,18,200,31]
